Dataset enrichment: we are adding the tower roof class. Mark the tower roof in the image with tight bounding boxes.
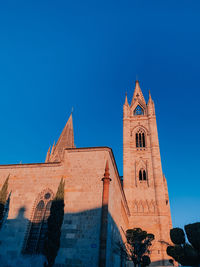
[48,113,75,162]
[55,113,74,153]
[131,80,146,106]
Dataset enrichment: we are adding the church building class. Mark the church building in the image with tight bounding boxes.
[0,81,172,267]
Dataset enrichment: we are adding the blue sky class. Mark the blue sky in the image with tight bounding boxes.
[0,0,200,228]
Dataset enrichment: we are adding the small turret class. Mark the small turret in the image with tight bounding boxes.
[123,92,130,118]
[45,145,51,163]
[124,92,129,106]
[147,90,155,116]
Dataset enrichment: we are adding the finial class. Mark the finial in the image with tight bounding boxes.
[51,141,55,155]
[71,107,74,114]
[148,90,153,103]
[45,145,51,163]
[124,92,129,106]
[149,90,151,97]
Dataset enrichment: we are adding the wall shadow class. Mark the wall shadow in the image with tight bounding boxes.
[0,206,172,267]
[0,206,126,267]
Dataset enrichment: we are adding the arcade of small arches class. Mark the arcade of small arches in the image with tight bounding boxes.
[133,200,156,214]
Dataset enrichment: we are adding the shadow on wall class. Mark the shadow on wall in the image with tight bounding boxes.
[0,206,127,267]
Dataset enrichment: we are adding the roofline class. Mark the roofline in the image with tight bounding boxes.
[0,146,130,215]
[0,161,61,168]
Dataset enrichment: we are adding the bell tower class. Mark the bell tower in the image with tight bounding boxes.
[123,81,172,265]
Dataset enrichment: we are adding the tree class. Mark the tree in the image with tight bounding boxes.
[126,228,155,267]
[43,178,65,267]
[0,175,9,228]
[167,223,200,266]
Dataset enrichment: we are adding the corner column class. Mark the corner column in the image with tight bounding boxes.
[99,160,112,267]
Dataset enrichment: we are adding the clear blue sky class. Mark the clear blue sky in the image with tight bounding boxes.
[0,1,199,229]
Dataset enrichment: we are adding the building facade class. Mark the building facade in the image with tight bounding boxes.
[0,81,172,267]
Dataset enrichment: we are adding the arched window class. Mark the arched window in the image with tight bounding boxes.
[139,169,147,181]
[143,170,146,181]
[139,170,142,181]
[134,105,144,115]
[23,190,53,254]
[142,133,145,147]
[136,129,146,148]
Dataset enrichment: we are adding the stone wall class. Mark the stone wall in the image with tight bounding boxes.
[0,147,130,267]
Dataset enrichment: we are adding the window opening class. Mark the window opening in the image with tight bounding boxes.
[24,193,53,254]
[136,133,139,147]
[143,170,146,180]
[134,105,144,115]
[136,130,146,148]
[139,169,147,181]
[142,133,145,147]
[139,170,142,181]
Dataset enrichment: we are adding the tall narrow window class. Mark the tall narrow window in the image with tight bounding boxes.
[143,170,146,181]
[139,170,142,181]
[139,169,147,181]
[23,191,53,254]
[136,133,139,147]
[136,129,146,148]
[142,133,145,147]
[139,133,142,147]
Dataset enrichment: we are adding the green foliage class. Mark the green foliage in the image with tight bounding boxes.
[170,228,185,245]
[126,228,154,267]
[185,223,200,252]
[167,223,200,266]
[0,175,9,227]
[141,255,151,267]
[44,178,65,267]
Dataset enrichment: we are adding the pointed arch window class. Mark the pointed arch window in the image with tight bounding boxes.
[134,105,144,116]
[136,129,146,148]
[139,169,147,181]
[23,191,53,254]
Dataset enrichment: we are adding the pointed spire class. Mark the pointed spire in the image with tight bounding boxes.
[45,145,51,163]
[131,80,146,106]
[148,90,152,103]
[104,160,110,179]
[147,90,155,116]
[124,92,129,106]
[51,141,55,155]
[49,114,74,162]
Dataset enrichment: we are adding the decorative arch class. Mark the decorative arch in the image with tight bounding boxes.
[138,201,144,213]
[22,188,54,254]
[134,105,144,115]
[133,200,138,213]
[149,200,156,213]
[132,100,146,116]
[136,159,148,184]
[131,125,149,137]
[145,200,149,213]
